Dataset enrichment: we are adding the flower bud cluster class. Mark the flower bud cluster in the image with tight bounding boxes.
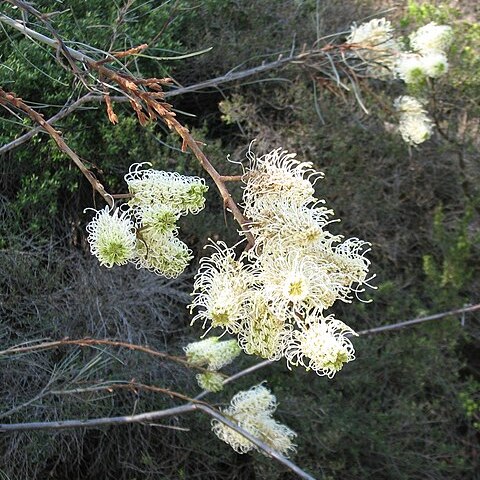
[85,163,208,277]
[190,148,372,377]
[184,336,241,392]
[211,385,297,456]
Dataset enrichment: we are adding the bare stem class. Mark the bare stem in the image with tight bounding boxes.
[0,88,113,206]
[0,338,212,373]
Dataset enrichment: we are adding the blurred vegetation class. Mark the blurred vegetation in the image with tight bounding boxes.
[0,0,479,479]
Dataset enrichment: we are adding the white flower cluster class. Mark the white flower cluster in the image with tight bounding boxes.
[190,148,372,377]
[346,18,400,78]
[394,96,434,146]
[85,163,208,277]
[346,18,452,84]
[212,385,297,456]
[346,18,452,146]
[396,22,453,84]
[184,336,241,392]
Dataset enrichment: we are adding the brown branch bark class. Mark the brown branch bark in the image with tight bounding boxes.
[50,381,211,406]
[0,338,215,374]
[0,88,113,206]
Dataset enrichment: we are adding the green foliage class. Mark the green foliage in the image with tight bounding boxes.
[423,205,478,307]
[459,380,480,431]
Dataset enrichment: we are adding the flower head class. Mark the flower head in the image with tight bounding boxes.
[85,206,137,268]
[258,247,351,313]
[346,18,400,78]
[211,416,260,454]
[238,293,287,360]
[396,51,448,83]
[247,198,337,250]
[137,204,179,236]
[395,53,426,84]
[228,384,278,417]
[250,416,297,457]
[394,96,434,145]
[243,147,321,209]
[196,371,225,392]
[410,22,453,54]
[323,237,372,288]
[347,18,395,47]
[125,163,208,215]
[421,51,448,78]
[212,385,297,456]
[284,312,357,377]
[190,241,253,333]
[184,336,241,371]
[135,230,192,278]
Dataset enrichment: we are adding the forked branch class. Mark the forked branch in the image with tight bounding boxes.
[0,88,113,206]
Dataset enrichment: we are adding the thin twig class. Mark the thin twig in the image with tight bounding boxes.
[218,175,243,182]
[356,303,480,336]
[49,381,210,406]
[0,338,207,372]
[0,403,196,431]
[0,396,316,479]
[197,404,317,480]
[0,88,113,206]
[0,93,110,155]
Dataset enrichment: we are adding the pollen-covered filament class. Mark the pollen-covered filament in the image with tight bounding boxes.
[284,274,309,302]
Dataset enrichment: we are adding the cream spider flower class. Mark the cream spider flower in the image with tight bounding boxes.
[322,237,372,288]
[396,51,448,83]
[85,206,137,268]
[421,51,449,78]
[250,416,297,457]
[228,384,278,417]
[284,312,357,377]
[258,247,351,314]
[347,17,395,47]
[395,53,426,84]
[394,95,426,115]
[211,416,260,454]
[125,163,208,215]
[212,385,297,456]
[394,96,434,145]
[184,336,241,371]
[399,114,433,145]
[243,147,322,209]
[346,18,400,78]
[247,198,338,249]
[196,371,225,392]
[135,230,192,278]
[409,22,453,55]
[190,241,253,333]
[136,204,179,236]
[238,292,288,360]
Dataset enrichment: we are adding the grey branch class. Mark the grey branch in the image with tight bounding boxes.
[0,402,316,480]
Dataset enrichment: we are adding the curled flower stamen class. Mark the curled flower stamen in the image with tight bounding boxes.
[85,206,137,268]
